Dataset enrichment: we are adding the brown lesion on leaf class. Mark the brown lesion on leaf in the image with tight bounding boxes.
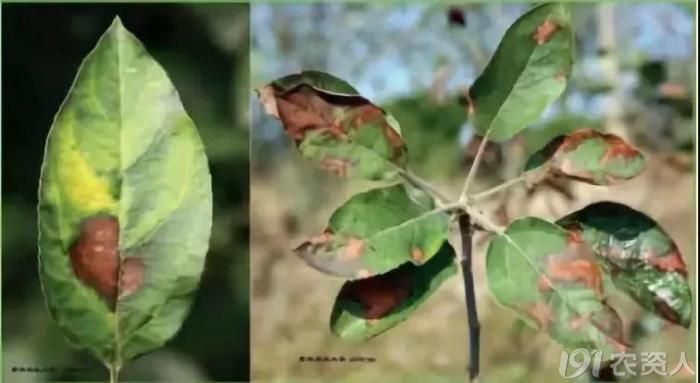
[338,238,365,261]
[599,134,642,163]
[69,215,146,311]
[267,84,408,166]
[70,216,120,310]
[319,157,351,178]
[555,73,567,82]
[410,247,424,263]
[340,266,412,320]
[642,247,688,278]
[526,301,553,331]
[532,19,560,45]
[119,257,145,298]
[538,243,604,299]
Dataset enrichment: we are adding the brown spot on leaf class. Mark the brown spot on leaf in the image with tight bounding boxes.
[527,302,553,331]
[69,216,146,310]
[532,19,560,45]
[319,157,350,177]
[271,84,407,167]
[410,247,424,263]
[120,257,144,298]
[70,216,120,309]
[340,267,412,319]
[339,238,365,261]
[643,248,687,277]
[538,256,603,298]
[599,134,641,162]
[555,73,566,82]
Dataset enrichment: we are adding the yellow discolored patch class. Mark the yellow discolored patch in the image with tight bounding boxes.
[54,124,117,214]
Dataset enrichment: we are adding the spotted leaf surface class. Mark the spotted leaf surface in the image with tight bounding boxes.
[295,184,449,279]
[330,241,457,342]
[558,202,692,328]
[256,71,408,180]
[486,218,629,353]
[525,129,646,185]
[468,3,574,142]
[37,18,212,367]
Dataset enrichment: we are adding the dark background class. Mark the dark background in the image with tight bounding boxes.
[2,4,249,382]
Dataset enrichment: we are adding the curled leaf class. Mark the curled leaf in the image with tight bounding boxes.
[256,71,407,180]
[525,128,646,185]
[468,3,574,142]
[558,202,692,328]
[38,18,212,366]
[486,217,629,352]
[294,184,449,279]
[330,241,457,342]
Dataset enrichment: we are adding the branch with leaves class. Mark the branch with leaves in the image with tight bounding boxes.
[256,3,691,382]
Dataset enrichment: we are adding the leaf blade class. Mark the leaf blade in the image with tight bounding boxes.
[486,217,628,352]
[38,17,212,366]
[557,202,692,328]
[469,3,574,142]
[525,128,646,185]
[257,71,408,180]
[330,241,457,342]
[295,184,449,279]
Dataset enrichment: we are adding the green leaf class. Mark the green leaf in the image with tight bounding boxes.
[330,241,457,342]
[37,17,212,368]
[486,217,629,353]
[557,202,692,328]
[468,3,574,142]
[256,71,408,180]
[271,70,360,95]
[525,128,646,185]
[295,184,449,279]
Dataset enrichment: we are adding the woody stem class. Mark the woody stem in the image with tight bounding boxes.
[458,212,480,381]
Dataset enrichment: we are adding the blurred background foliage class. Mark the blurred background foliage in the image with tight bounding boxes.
[2,4,249,382]
[250,3,695,383]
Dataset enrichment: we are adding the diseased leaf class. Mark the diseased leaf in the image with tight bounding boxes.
[525,129,646,185]
[256,71,408,180]
[486,218,629,352]
[37,17,212,368]
[468,3,574,142]
[330,241,457,342]
[295,184,449,279]
[558,202,692,328]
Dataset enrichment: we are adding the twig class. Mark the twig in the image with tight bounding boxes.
[458,213,480,381]
[460,131,491,202]
[400,169,452,206]
[471,173,527,202]
[465,204,504,235]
